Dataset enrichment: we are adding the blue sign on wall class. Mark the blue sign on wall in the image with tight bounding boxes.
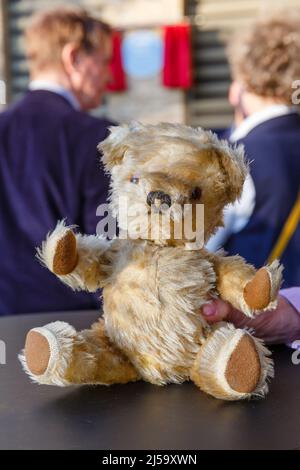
[122,30,163,79]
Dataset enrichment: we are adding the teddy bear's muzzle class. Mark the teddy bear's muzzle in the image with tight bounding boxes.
[147,191,172,212]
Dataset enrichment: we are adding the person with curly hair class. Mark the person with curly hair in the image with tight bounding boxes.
[207,12,300,290]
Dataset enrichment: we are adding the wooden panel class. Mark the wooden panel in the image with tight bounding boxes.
[185,0,300,128]
[184,0,299,129]
[185,1,232,129]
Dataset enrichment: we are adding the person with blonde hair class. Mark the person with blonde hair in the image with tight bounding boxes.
[207,13,300,288]
[0,7,114,315]
[205,13,300,340]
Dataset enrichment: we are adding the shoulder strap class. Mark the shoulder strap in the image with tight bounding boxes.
[268,190,300,263]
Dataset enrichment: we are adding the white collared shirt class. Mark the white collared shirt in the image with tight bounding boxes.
[230,104,295,142]
[206,105,297,252]
[29,79,81,110]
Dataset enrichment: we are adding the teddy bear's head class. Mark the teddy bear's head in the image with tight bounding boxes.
[98,122,247,247]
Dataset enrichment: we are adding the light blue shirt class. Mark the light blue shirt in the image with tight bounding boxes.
[29,79,81,110]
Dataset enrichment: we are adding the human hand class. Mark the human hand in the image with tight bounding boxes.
[201,296,300,345]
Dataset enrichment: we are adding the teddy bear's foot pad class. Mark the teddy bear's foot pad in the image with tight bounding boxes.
[25,330,51,376]
[224,334,261,393]
[191,324,274,400]
[19,321,76,386]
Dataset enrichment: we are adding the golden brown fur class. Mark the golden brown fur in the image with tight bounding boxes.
[65,319,140,385]
[20,123,282,400]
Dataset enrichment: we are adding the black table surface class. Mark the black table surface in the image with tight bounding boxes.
[0,310,299,450]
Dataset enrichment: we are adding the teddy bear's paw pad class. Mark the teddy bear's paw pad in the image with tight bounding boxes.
[36,221,78,275]
[53,230,78,275]
[19,321,76,386]
[243,261,283,312]
[191,324,273,400]
[243,268,271,310]
[225,334,261,393]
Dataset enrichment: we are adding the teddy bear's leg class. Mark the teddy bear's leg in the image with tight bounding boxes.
[210,254,283,317]
[19,319,140,386]
[37,220,112,293]
[190,323,273,400]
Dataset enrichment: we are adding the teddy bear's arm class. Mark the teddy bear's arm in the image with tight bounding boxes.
[210,253,283,317]
[37,221,113,292]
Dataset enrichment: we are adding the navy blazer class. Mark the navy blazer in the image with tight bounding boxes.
[0,90,114,315]
[219,113,300,287]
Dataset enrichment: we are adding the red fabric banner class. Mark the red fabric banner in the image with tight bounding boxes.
[162,23,192,89]
[107,31,127,92]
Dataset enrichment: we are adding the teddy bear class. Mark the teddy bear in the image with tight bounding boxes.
[20,123,283,400]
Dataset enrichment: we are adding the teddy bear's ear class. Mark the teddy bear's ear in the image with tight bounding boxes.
[97,125,131,172]
[215,142,248,203]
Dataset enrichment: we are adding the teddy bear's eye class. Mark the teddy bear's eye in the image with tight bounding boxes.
[130,176,139,184]
[191,187,202,200]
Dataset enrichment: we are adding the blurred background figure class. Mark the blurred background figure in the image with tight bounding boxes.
[0,6,114,315]
[207,13,300,287]
[0,1,299,314]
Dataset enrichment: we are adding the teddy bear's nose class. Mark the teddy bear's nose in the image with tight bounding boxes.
[147,191,172,209]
